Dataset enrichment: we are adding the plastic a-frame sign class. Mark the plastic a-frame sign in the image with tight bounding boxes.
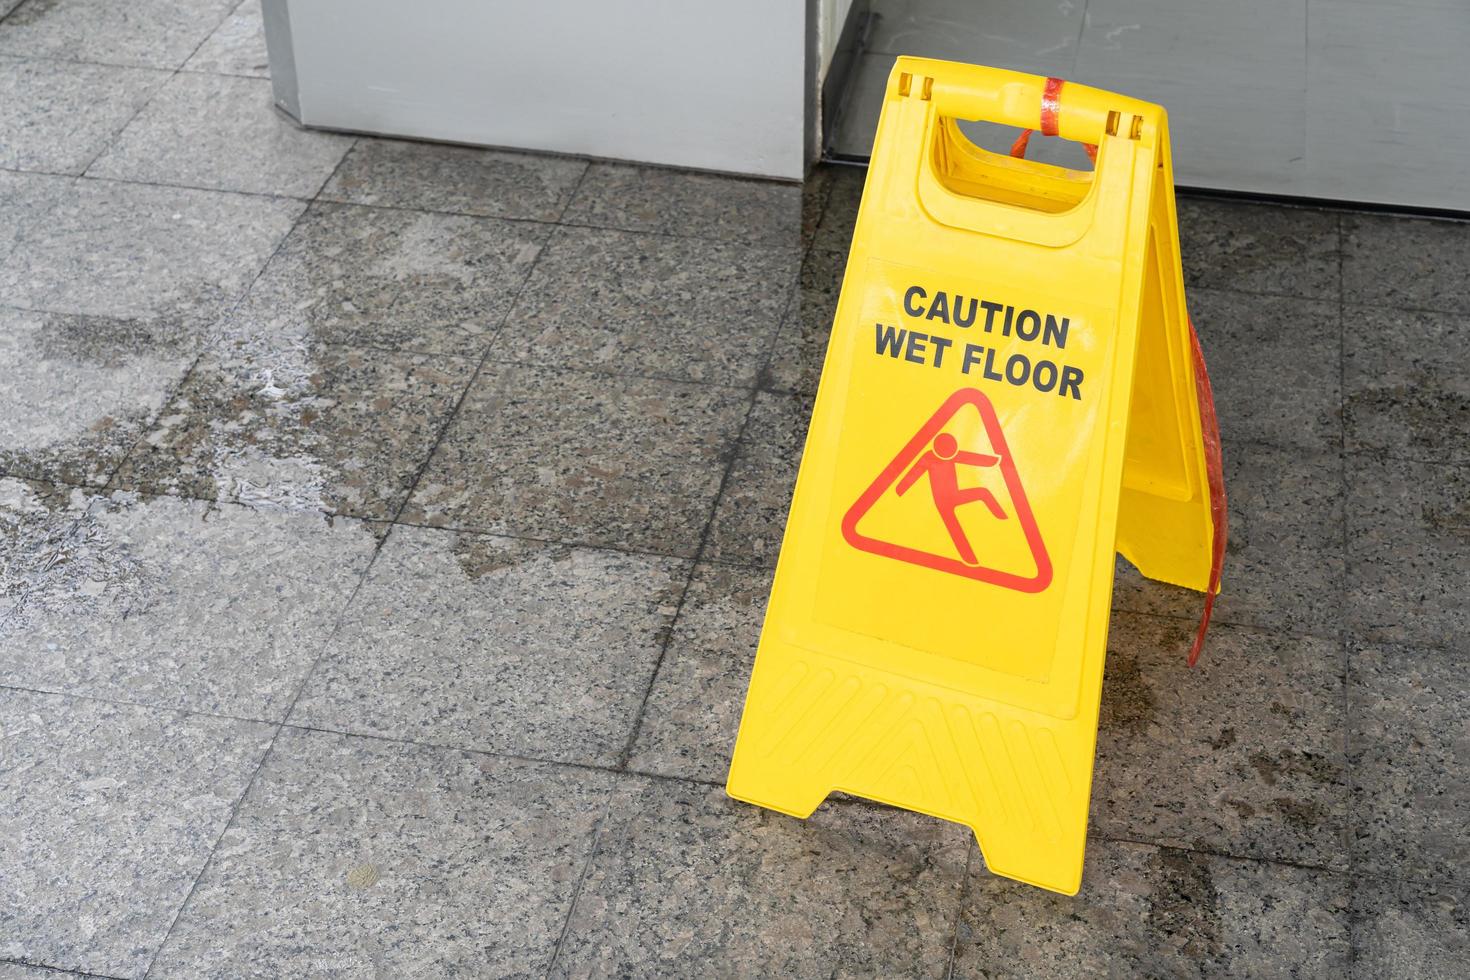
[726,58,1226,895]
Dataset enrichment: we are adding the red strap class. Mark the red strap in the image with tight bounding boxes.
[1186,318,1227,666]
[1008,77,1098,163]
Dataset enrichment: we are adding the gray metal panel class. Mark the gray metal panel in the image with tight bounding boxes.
[260,0,300,122]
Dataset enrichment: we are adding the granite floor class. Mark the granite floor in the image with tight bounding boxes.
[2,1,1468,978]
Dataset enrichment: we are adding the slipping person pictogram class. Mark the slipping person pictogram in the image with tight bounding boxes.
[894,432,1005,565]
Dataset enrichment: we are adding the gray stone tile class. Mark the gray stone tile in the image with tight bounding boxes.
[1349,640,1470,884]
[1345,304,1470,463]
[292,525,687,767]
[0,0,238,69]
[0,178,303,325]
[552,779,968,978]
[1351,877,1470,980]
[0,170,71,264]
[1114,442,1345,638]
[503,225,798,385]
[0,476,90,618]
[627,562,771,783]
[1345,454,1470,647]
[321,137,587,221]
[1176,197,1341,300]
[0,688,273,977]
[403,364,751,557]
[1095,614,1348,869]
[954,840,1351,978]
[88,73,353,197]
[1343,212,1470,315]
[181,0,268,77]
[148,727,613,979]
[235,201,545,355]
[0,56,169,175]
[561,162,802,246]
[0,307,197,488]
[1191,287,1341,452]
[763,246,845,395]
[811,164,865,254]
[704,391,810,566]
[115,343,476,520]
[0,493,376,719]
[0,964,91,979]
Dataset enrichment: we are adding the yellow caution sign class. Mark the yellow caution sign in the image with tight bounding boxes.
[726,59,1226,895]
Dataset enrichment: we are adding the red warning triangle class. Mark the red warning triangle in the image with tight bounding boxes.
[841,388,1052,593]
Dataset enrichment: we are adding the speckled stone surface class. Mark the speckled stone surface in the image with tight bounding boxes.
[561,162,803,246]
[1349,640,1470,884]
[1344,304,1470,462]
[89,73,354,198]
[1191,287,1342,451]
[0,688,273,977]
[0,178,303,325]
[1351,877,1470,980]
[1113,442,1345,637]
[502,225,799,385]
[115,344,477,519]
[0,308,197,487]
[292,524,688,766]
[1176,197,1341,299]
[148,728,614,980]
[627,562,771,782]
[704,391,811,565]
[810,165,864,254]
[954,840,1351,978]
[232,201,545,355]
[321,137,588,221]
[0,477,90,618]
[1343,213,1470,315]
[763,246,845,395]
[0,170,72,264]
[1095,613,1348,869]
[1344,454,1470,647]
[0,963,90,979]
[181,0,269,77]
[0,493,376,719]
[0,56,170,175]
[0,0,238,69]
[552,781,968,978]
[403,364,750,556]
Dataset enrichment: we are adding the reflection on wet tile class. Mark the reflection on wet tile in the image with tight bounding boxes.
[148,728,613,979]
[0,0,238,69]
[1345,454,1470,647]
[237,201,545,355]
[1114,443,1344,638]
[1344,213,1470,315]
[1351,877,1470,980]
[1177,197,1341,299]
[0,56,170,175]
[1095,614,1347,869]
[292,525,687,766]
[403,364,750,557]
[562,162,802,246]
[1350,640,1470,884]
[115,344,475,520]
[0,688,273,977]
[89,73,354,198]
[627,563,769,783]
[811,165,865,253]
[954,840,1350,978]
[553,780,967,978]
[1345,305,1470,463]
[763,247,845,395]
[503,225,797,385]
[321,138,587,221]
[1191,288,1341,451]
[0,308,197,487]
[0,477,90,618]
[0,493,376,719]
[704,391,810,565]
[182,0,269,77]
[0,178,303,325]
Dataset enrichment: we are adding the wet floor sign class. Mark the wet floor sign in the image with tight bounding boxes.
[726,59,1226,895]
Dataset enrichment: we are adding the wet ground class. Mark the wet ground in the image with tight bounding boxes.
[2,1,1469,978]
